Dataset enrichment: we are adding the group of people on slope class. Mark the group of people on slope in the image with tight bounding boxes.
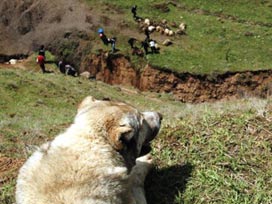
[36,45,77,76]
[98,5,159,56]
[128,37,158,56]
[37,5,159,74]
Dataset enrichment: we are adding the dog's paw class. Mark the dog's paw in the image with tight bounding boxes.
[131,154,153,183]
[136,153,153,168]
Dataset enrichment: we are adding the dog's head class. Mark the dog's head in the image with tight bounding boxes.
[76,96,162,169]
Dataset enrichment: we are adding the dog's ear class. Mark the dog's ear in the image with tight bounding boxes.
[112,125,134,150]
[77,96,96,111]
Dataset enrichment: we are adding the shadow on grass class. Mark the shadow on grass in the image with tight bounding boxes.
[145,163,194,204]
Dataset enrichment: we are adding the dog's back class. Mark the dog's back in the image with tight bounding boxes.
[16,131,133,204]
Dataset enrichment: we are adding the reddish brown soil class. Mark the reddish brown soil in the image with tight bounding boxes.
[82,52,272,103]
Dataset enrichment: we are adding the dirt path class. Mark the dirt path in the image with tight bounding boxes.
[0,61,28,70]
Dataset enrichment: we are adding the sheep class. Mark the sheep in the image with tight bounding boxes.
[156,25,163,32]
[9,59,17,65]
[161,19,167,24]
[155,42,160,50]
[148,25,156,32]
[179,22,186,31]
[175,29,186,35]
[168,30,174,36]
[164,28,170,35]
[144,18,150,26]
[162,39,173,46]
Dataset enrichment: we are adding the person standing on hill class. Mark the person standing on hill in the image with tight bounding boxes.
[37,45,47,73]
[58,60,65,74]
[141,39,149,55]
[149,40,156,54]
[98,28,109,45]
[98,28,117,53]
[131,5,137,19]
[128,37,137,49]
[144,28,150,40]
[38,45,45,57]
[109,37,117,53]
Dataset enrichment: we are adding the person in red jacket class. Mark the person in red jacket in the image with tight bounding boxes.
[37,45,47,73]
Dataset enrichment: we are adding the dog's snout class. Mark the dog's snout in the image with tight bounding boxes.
[143,112,160,122]
[157,112,163,121]
[142,111,162,130]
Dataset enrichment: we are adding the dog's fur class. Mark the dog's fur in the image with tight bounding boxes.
[16,96,162,204]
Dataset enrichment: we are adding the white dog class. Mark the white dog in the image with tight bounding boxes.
[16,96,162,204]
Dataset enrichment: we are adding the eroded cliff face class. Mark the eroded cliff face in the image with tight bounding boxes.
[86,54,138,87]
[81,53,272,103]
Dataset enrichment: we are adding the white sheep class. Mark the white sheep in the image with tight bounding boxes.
[148,25,155,32]
[144,18,150,26]
[161,19,167,24]
[164,28,170,35]
[9,59,17,65]
[168,30,174,36]
[156,26,163,32]
[179,22,186,31]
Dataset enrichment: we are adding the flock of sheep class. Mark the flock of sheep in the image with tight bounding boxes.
[134,17,187,47]
[140,18,187,37]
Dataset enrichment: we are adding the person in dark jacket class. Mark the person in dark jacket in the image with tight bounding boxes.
[131,5,137,19]
[98,28,109,45]
[65,64,77,77]
[141,39,149,55]
[109,37,117,53]
[58,60,66,74]
[128,38,137,49]
[38,45,45,57]
[58,60,77,76]
[149,40,156,54]
[144,28,150,40]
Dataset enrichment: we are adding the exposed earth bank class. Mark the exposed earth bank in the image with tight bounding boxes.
[82,53,272,103]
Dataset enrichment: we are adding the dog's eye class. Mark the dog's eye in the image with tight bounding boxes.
[120,135,136,152]
[120,134,129,145]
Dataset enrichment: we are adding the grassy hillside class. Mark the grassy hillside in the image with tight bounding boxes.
[1,66,272,203]
[85,0,272,75]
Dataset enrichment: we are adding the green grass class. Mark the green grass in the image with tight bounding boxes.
[147,111,272,203]
[1,67,272,203]
[177,0,272,24]
[85,0,272,75]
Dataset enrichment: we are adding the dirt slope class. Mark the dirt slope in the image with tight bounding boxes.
[0,0,94,55]
[83,52,272,103]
